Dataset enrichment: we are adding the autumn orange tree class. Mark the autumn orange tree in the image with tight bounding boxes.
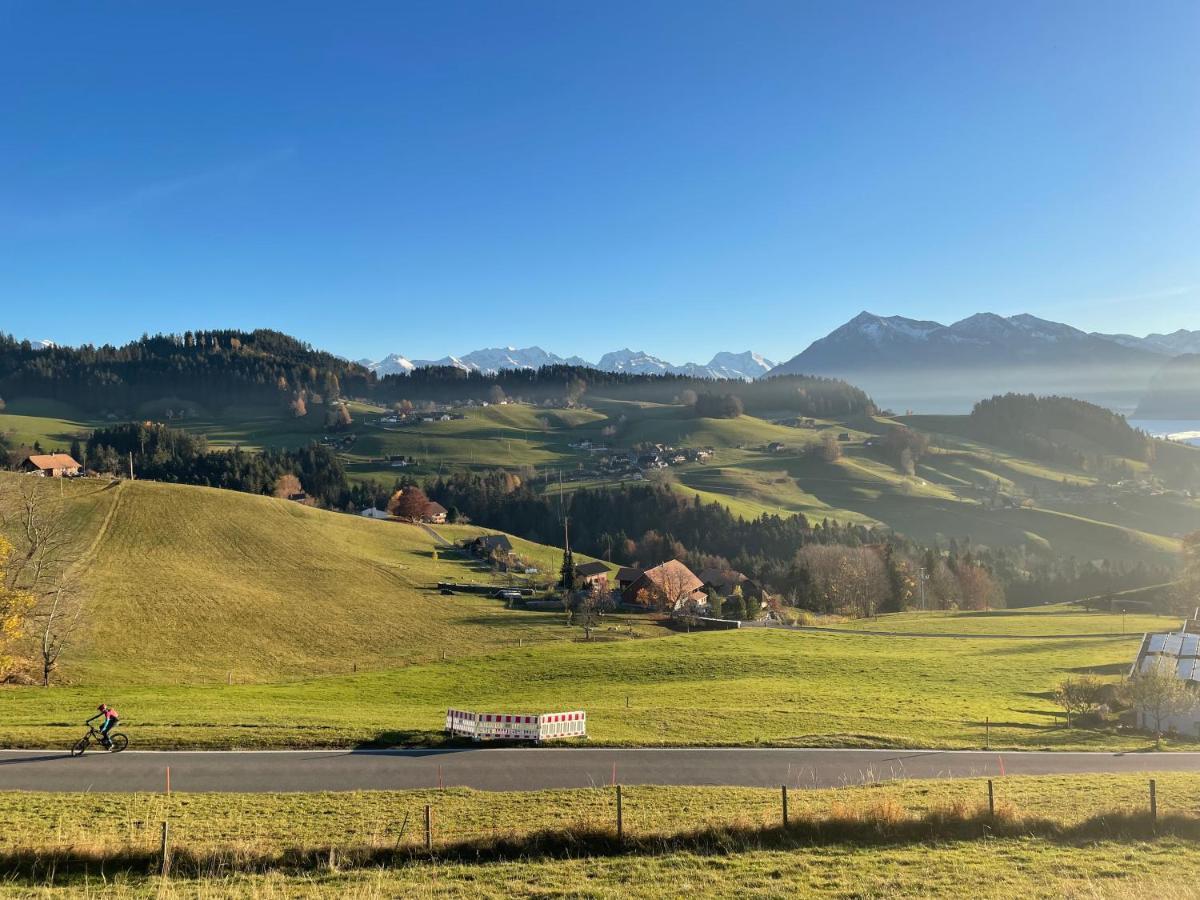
[388,487,431,521]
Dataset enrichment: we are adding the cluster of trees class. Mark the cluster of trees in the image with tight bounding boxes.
[692,392,744,419]
[378,364,874,418]
[881,425,930,474]
[80,423,393,512]
[0,330,371,414]
[426,472,1012,615]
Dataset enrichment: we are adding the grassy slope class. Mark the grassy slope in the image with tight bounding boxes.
[3,775,1199,897]
[0,476,638,686]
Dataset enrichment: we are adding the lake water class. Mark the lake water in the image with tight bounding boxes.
[1129,419,1200,447]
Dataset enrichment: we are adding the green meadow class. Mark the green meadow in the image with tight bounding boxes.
[4,394,1198,570]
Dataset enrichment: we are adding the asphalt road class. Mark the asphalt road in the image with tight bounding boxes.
[1,748,1198,793]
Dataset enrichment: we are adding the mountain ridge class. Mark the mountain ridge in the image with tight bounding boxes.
[359,346,776,381]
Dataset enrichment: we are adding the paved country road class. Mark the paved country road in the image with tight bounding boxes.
[1,748,1198,793]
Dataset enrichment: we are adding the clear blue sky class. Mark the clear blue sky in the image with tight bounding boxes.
[2,1,1197,364]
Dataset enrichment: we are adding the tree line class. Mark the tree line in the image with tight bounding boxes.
[78,423,393,513]
[428,470,1178,614]
[0,330,874,420]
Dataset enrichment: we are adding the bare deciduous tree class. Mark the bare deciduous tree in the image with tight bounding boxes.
[1130,659,1198,749]
[573,584,614,640]
[0,479,84,686]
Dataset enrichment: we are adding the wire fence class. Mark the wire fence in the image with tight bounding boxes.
[2,776,1197,877]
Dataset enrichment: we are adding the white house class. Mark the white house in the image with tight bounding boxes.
[1130,630,1200,737]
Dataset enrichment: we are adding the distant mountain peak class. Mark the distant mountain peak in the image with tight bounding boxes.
[361,344,777,380]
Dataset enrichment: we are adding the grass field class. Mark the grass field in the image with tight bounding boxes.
[0,476,1187,751]
[0,622,1169,750]
[822,604,1183,636]
[2,775,1199,897]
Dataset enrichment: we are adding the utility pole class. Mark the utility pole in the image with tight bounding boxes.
[918,567,927,611]
[129,451,135,481]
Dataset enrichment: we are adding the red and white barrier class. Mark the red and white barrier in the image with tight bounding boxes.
[445,708,587,742]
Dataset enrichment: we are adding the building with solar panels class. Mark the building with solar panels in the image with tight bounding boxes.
[1129,630,1200,737]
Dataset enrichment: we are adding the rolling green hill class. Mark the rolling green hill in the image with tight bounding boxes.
[0,475,632,686]
[5,392,1199,571]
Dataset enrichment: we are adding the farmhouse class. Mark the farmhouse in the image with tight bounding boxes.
[616,566,644,592]
[423,501,448,525]
[22,453,81,478]
[467,534,514,558]
[360,507,390,520]
[574,560,609,590]
[622,559,706,610]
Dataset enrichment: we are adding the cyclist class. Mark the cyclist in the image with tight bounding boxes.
[87,703,120,748]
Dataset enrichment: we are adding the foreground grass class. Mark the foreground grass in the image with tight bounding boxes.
[2,776,1200,897]
[0,628,1168,750]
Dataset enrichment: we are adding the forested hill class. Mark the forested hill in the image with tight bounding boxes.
[969,393,1199,486]
[0,330,371,412]
[0,330,874,419]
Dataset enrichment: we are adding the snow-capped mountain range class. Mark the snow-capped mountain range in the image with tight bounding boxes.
[357,346,776,381]
[769,311,1200,376]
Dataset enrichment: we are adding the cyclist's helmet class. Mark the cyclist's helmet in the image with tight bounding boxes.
[97,703,107,711]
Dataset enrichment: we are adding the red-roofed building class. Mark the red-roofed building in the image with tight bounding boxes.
[22,453,81,478]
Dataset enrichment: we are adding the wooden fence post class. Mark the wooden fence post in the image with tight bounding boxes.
[424,804,433,850]
[781,785,789,827]
[616,785,624,842]
[160,821,170,876]
[1150,779,1157,825]
[987,779,994,817]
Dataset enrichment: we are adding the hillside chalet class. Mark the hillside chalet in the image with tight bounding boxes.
[467,534,514,558]
[574,560,609,590]
[423,501,448,525]
[21,454,81,478]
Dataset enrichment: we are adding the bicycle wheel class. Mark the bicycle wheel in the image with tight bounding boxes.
[70,737,89,757]
[107,733,129,753]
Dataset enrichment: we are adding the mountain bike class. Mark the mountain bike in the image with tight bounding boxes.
[70,724,129,756]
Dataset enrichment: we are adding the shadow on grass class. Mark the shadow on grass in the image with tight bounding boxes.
[354,730,466,750]
[1065,662,1131,676]
[4,807,1197,882]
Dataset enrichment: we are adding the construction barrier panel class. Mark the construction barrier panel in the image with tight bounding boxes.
[445,708,587,742]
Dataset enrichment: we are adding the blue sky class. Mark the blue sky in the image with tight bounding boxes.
[2,1,1197,365]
